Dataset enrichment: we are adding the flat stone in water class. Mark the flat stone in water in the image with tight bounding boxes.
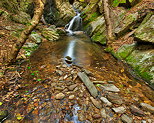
[68,84,78,91]
[101,84,120,92]
[100,97,112,106]
[78,72,98,98]
[107,93,123,105]
[130,105,145,116]
[112,106,126,114]
[121,114,133,123]
[140,103,154,113]
[90,97,102,109]
[55,93,65,100]
[69,95,75,99]
[100,108,107,118]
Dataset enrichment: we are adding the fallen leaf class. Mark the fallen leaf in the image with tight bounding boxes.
[16,114,23,120]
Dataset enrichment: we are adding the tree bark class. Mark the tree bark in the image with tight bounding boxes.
[8,0,45,64]
[103,0,115,47]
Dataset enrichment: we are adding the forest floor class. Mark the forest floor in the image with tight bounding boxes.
[0,9,154,123]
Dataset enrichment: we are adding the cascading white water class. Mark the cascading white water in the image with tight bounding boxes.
[65,7,82,35]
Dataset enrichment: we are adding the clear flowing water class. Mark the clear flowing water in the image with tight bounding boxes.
[1,34,153,122]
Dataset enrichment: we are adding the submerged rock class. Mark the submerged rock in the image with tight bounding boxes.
[140,103,154,113]
[101,84,120,92]
[112,106,126,114]
[90,97,102,109]
[100,108,107,118]
[78,72,98,98]
[107,93,123,105]
[100,97,112,106]
[130,105,145,116]
[55,93,65,100]
[121,114,133,123]
[68,84,78,91]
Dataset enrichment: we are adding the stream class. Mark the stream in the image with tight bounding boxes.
[0,33,154,122]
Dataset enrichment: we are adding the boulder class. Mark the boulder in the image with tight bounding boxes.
[42,28,60,41]
[117,43,154,88]
[85,16,106,45]
[11,11,31,24]
[29,33,42,44]
[135,14,154,43]
[115,12,138,37]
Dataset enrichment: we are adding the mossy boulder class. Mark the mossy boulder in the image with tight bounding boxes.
[0,0,32,13]
[42,26,60,41]
[134,14,154,43]
[11,11,31,24]
[29,32,42,44]
[114,12,138,37]
[117,43,154,88]
[84,15,106,45]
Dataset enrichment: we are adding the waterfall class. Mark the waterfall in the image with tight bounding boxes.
[65,7,82,35]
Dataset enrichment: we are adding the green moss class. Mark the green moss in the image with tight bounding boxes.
[134,66,153,81]
[117,44,135,59]
[91,32,106,45]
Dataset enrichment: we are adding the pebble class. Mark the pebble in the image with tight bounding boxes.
[90,97,102,109]
[101,84,120,92]
[100,108,107,118]
[140,103,154,113]
[121,114,133,123]
[62,64,67,68]
[130,105,145,116]
[69,95,75,99]
[55,93,65,100]
[92,114,101,119]
[55,70,63,76]
[100,97,112,106]
[68,84,78,91]
[142,120,146,123]
[107,93,123,105]
[112,106,126,114]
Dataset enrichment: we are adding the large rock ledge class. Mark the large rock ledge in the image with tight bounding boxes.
[116,43,154,88]
[134,14,154,43]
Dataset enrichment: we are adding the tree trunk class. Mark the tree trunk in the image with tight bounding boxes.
[103,0,115,47]
[8,0,45,64]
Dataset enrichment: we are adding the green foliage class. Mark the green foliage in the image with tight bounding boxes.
[112,0,134,7]
[89,12,100,22]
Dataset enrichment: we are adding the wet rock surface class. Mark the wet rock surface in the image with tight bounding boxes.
[121,114,133,123]
[107,93,124,105]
